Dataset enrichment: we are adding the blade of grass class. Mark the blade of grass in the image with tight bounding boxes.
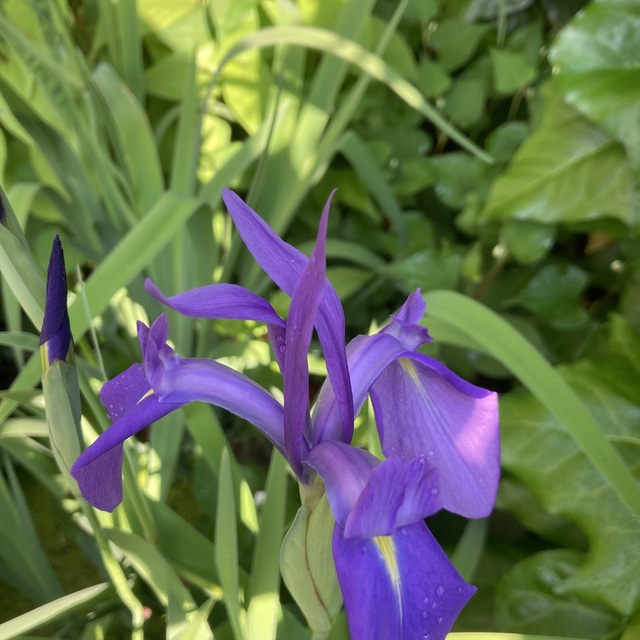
[423,290,640,521]
[215,448,246,640]
[247,451,288,640]
[0,583,110,640]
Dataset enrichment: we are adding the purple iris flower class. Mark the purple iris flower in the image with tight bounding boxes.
[70,190,499,639]
[40,235,73,364]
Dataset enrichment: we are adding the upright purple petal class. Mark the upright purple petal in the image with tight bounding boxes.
[222,189,354,444]
[70,394,184,511]
[144,279,285,327]
[333,521,475,640]
[283,194,331,475]
[370,352,500,518]
[145,278,288,371]
[40,236,72,364]
[380,290,432,350]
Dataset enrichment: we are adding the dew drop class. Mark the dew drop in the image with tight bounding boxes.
[422,635,430,640]
[400,527,407,536]
[422,596,429,605]
[437,617,443,624]
[431,601,437,610]
[427,449,434,457]
[436,585,444,597]
[430,488,438,496]
[421,611,429,619]
[278,344,286,353]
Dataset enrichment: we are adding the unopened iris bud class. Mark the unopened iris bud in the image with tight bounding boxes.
[40,236,73,368]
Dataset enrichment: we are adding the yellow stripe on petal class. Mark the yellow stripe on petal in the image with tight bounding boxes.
[374,535,402,620]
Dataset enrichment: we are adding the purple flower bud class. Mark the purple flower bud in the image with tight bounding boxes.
[40,236,72,364]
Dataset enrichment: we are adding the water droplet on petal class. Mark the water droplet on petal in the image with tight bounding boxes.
[427,449,434,457]
[278,344,286,353]
[437,617,443,624]
[430,488,438,496]
[436,585,444,597]
[400,527,407,536]
[421,611,429,619]
[422,596,429,605]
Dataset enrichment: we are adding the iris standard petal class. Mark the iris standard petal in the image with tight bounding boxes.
[312,333,406,438]
[221,188,354,444]
[370,352,499,518]
[152,357,286,456]
[144,279,285,327]
[145,278,288,372]
[70,394,184,511]
[380,290,432,351]
[40,235,72,363]
[332,521,475,640]
[284,193,331,475]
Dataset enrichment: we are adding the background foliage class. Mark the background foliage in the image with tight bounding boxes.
[0,0,639,638]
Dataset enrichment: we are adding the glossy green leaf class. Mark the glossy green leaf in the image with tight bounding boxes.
[499,318,640,615]
[490,48,536,94]
[496,551,624,638]
[430,19,490,71]
[508,263,589,330]
[550,1,640,172]
[481,84,635,224]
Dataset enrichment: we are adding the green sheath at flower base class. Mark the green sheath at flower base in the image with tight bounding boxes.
[280,487,342,637]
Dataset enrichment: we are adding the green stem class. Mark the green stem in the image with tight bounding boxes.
[82,505,146,639]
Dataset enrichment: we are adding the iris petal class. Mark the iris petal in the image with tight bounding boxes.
[333,521,475,640]
[70,394,184,511]
[153,358,286,456]
[222,189,354,444]
[306,441,379,526]
[283,193,332,475]
[370,352,499,518]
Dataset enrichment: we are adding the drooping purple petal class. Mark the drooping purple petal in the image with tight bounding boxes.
[221,188,354,444]
[344,455,439,539]
[333,521,475,640]
[99,363,150,421]
[370,352,499,518]
[306,440,379,526]
[70,394,184,511]
[307,441,440,538]
[283,193,331,475]
[40,236,72,363]
[152,357,286,456]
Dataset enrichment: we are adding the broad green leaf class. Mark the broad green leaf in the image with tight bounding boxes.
[430,19,490,71]
[481,84,635,224]
[496,550,624,638]
[416,59,451,98]
[490,48,536,94]
[0,583,110,640]
[381,247,462,292]
[499,219,556,265]
[507,263,589,330]
[499,316,640,614]
[550,1,640,172]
